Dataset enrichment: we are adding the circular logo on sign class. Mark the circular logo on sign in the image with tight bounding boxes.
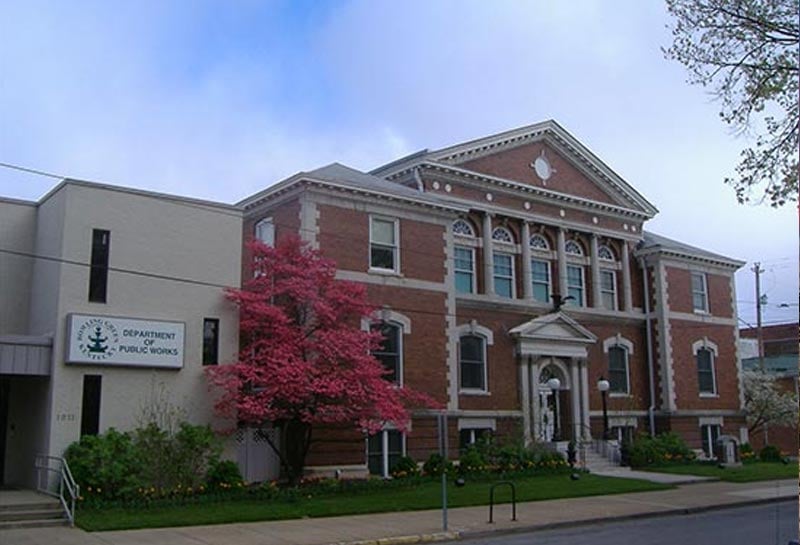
[76,318,120,360]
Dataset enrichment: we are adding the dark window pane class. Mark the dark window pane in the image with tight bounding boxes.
[697,349,715,393]
[460,336,483,362]
[608,346,628,393]
[80,375,102,436]
[88,229,110,303]
[203,318,219,366]
[370,245,395,270]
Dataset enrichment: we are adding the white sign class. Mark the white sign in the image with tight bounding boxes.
[66,314,185,369]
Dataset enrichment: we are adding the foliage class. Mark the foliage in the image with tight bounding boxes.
[664,0,799,206]
[742,369,798,434]
[65,428,142,499]
[758,444,783,462]
[458,447,488,475]
[65,422,225,504]
[422,453,453,476]
[206,460,244,490]
[628,432,696,468]
[389,455,420,478]
[206,236,438,484]
[739,442,756,463]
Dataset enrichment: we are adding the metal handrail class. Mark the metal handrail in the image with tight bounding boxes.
[34,454,79,526]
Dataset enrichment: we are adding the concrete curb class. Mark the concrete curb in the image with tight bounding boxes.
[331,494,795,545]
[456,495,796,542]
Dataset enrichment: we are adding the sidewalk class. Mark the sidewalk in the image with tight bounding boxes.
[1,479,795,545]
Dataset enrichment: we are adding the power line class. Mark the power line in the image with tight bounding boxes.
[0,161,65,180]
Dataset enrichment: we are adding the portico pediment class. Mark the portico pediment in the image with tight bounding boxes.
[510,311,596,359]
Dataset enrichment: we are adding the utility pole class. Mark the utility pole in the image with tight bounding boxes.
[752,263,765,371]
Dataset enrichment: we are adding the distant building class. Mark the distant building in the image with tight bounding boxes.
[0,120,749,485]
[740,323,798,453]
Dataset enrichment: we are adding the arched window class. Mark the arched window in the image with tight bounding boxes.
[565,239,584,256]
[598,244,615,261]
[693,339,718,395]
[603,336,633,395]
[492,226,514,244]
[459,335,487,391]
[453,219,476,237]
[370,321,403,385]
[529,234,550,251]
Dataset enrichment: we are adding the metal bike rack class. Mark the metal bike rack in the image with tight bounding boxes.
[488,481,517,523]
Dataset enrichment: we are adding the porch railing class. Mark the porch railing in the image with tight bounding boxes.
[34,454,79,526]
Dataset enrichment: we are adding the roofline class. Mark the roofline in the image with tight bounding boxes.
[634,245,746,269]
[417,161,655,220]
[34,179,242,213]
[238,171,470,214]
[369,149,429,176]
[0,196,38,206]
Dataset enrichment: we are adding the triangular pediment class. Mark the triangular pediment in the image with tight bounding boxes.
[510,311,597,344]
[373,120,658,218]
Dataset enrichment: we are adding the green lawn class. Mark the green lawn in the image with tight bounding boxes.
[643,461,797,483]
[77,473,671,532]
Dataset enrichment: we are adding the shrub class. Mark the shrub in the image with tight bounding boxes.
[759,444,782,462]
[458,447,487,475]
[390,456,420,478]
[64,428,142,499]
[422,453,453,476]
[628,432,695,468]
[206,460,243,489]
[739,442,756,463]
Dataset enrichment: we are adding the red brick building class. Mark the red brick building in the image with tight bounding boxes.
[240,121,747,475]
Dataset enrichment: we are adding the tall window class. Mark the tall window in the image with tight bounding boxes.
[80,375,102,436]
[459,428,492,453]
[459,335,486,391]
[255,217,275,245]
[696,347,717,395]
[700,424,721,458]
[600,269,617,310]
[493,253,515,298]
[89,229,110,303]
[370,217,398,272]
[371,322,402,384]
[203,318,219,366]
[566,265,585,306]
[454,246,475,294]
[691,272,708,312]
[367,429,404,477]
[608,345,629,394]
[531,259,551,303]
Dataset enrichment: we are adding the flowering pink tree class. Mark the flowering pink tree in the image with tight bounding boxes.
[208,236,436,484]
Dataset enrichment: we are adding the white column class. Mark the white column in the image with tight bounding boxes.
[482,213,494,295]
[570,360,581,441]
[621,240,633,311]
[590,235,601,308]
[382,430,389,477]
[521,222,532,299]
[530,361,541,441]
[520,357,531,445]
[580,359,591,440]
[557,228,567,302]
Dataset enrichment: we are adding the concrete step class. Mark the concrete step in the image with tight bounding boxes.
[0,517,67,530]
[0,506,64,522]
[0,501,61,513]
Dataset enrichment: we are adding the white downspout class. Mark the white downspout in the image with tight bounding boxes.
[640,257,657,437]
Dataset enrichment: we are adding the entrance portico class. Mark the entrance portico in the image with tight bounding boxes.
[510,312,597,445]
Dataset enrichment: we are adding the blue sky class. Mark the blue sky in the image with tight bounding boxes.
[1,0,795,326]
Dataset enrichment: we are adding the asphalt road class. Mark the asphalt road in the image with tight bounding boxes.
[461,501,799,545]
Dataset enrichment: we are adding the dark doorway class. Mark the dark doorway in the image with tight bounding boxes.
[0,378,9,485]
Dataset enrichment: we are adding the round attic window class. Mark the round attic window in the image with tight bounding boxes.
[533,156,552,180]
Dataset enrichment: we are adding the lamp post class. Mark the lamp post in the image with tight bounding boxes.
[547,377,561,441]
[597,377,610,440]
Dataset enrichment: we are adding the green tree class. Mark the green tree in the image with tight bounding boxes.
[664,0,799,206]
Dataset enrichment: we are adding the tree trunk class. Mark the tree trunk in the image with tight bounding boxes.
[282,419,312,486]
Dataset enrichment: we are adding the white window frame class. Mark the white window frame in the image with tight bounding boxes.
[565,239,584,256]
[600,268,618,310]
[455,322,493,395]
[692,338,718,396]
[254,217,275,246]
[454,245,476,294]
[530,258,551,303]
[603,336,633,396]
[493,252,516,298]
[691,272,709,313]
[366,429,406,478]
[371,320,404,386]
[459,334,488,393]
[453,219,476,238]
[700,424,721,458]
[369,216,400,273]
[492,226,515,244]
[529,234,550,251]
[566,264,585,306]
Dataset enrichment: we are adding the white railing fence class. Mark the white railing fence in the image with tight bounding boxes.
[34,454,79,526]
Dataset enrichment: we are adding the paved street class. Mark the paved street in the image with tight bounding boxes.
[460,500,799,545]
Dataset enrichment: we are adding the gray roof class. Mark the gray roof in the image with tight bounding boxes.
[638,231,745,267]
[239,162,467,212]
[742,354,798,376]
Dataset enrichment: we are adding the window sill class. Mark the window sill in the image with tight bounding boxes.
[699,393,719,398]
[368,267,402,277]
[609,393,631,398]
[693,309,710,316]
[459,389,491,396]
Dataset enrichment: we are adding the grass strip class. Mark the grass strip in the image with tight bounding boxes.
[643,462,796,483]
[78,473,671,531]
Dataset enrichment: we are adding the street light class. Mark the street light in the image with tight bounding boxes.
[547,377,561,441]
[597,377,610,440]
